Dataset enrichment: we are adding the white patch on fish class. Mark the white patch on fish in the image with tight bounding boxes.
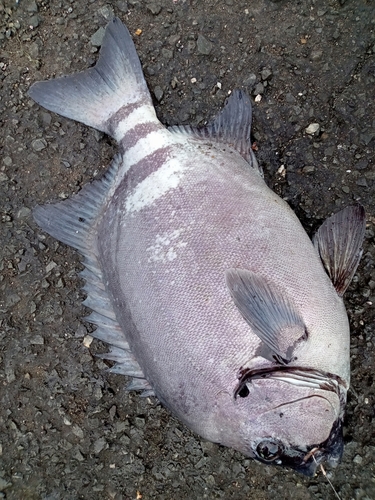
[125,157,189,214]
[146,229,187,263]
[114,104,157,141]
[125,129,182,168]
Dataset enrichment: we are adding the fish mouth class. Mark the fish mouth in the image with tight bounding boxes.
[292,417,344,476]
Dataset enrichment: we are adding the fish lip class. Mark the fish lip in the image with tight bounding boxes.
[294,417,344,476]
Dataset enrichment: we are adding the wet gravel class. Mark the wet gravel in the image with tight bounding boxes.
[1,0,375,499]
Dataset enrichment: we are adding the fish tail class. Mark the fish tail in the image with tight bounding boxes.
[28,18,154,139]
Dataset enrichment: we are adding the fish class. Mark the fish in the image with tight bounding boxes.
[28,17,366,476]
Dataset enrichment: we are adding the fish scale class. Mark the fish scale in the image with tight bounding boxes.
[28,17,365,475]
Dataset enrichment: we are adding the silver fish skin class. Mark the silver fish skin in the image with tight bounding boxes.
[28,18,366,476]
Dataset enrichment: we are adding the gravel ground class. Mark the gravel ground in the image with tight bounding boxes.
[1,0,375,499]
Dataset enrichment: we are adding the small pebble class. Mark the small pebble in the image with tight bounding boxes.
[46,261,57,273]
[311,49,323,61]
[3,156,12,166]
[83,335,94,347]
[30,335,44,345]
[305,123,320,135]
[302,165,315,173]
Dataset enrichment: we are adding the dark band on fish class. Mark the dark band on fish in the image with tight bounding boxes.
[234,365,348,403]
[124,145,176,191]
[107,101,143,135]
[120,121,163,150]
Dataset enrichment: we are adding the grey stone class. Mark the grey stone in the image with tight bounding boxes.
[29,41,39,58]
[356,177,368,187]
[17,207,31,219]
[97,5,114,21]
[197,34,213,55]
[355,159,368,170]
[41,113,52,127]
[28,15,40,28]
[244,73,257,88]
[311,49,323,61]
[116,1,128,13]
[0,477,12,491]
[147,3,162,15]
[6,293,21,308]
[253,82,264,95]
[153,86,164,102]
[32,138,47,151]
[93,437,107,454]
[46,261,57,273]
[360,131,375,145]
[30,335,44,345]
[90,27,106,47]
[261,68,272,80]
[162,48,173,60]
[26,0,38,12]
[285,92,296,103]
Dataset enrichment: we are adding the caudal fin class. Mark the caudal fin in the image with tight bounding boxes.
[28,18,152,137]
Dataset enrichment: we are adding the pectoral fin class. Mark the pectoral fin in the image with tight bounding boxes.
[225,269,307,364]
[313,205,366,297]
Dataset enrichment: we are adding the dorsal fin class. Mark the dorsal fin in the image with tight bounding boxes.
[169,90,262,174]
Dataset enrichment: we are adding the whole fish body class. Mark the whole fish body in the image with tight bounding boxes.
[28,18,365,475]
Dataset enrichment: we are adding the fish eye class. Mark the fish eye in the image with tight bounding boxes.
[238,384,250,398]
[256,439,284,462]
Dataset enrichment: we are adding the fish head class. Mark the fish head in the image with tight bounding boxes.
[229,372,346,476]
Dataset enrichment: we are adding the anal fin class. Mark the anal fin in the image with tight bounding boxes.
[33,154,150,394]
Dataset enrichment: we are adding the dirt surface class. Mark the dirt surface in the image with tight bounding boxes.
[1,0,375,498]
